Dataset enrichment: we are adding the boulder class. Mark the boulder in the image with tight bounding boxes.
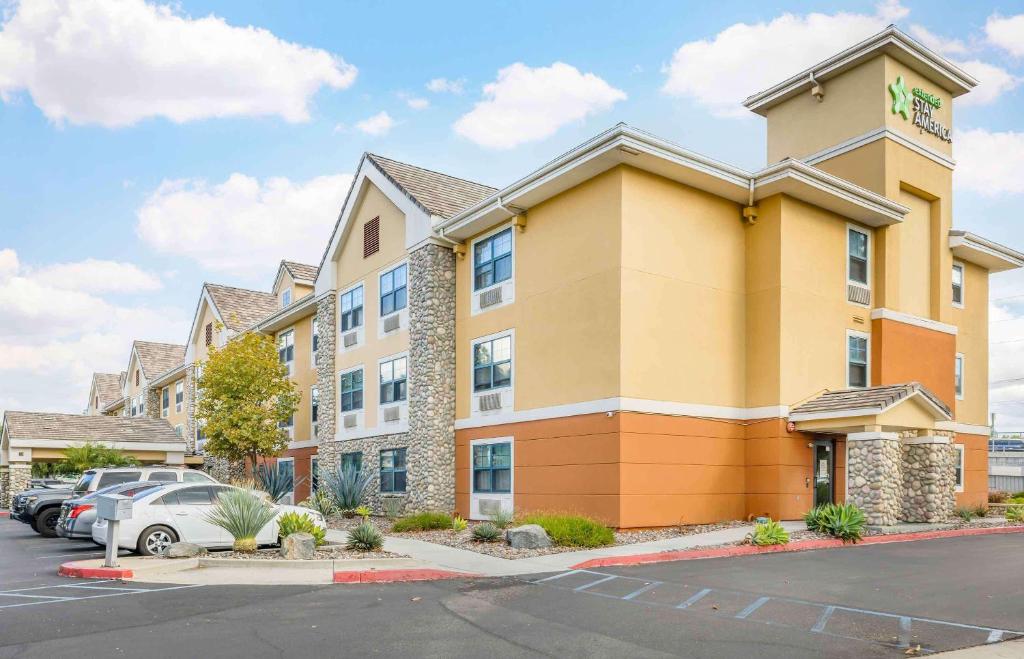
[166,542,207,559]
[280,532,316,560]
[505,524,552,549]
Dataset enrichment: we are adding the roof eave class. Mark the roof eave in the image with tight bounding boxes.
[949,231,1024,273]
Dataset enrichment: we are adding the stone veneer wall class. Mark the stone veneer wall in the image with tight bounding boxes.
[7,464,31,506]
[315,296,337,445]
[318,432,411,513]
[901,437,957,523]
[184,366,196,453]
[0,467,9,508]
[847,438,903,526]
[144,385,161,422]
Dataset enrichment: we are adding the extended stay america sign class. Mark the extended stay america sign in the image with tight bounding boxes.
[889,75,953,144]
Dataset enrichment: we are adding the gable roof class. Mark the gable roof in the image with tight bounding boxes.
[3,411,184,445]
[789,382,951,421]
[205,283,279,332]
[134,342,185,380]
[91,373,123,408]
[281,260,319,283]
[366,153,497,220]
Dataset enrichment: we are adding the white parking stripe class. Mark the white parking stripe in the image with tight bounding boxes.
[0,593,73,600]
[0,583,202,610]
[36,552,104,559]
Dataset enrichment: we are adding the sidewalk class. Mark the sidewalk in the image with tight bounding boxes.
[934,638,1024,657]
[326,521,805,577]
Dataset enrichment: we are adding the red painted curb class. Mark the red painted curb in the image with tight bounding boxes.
[333,568,478,583]
[571,525,1024,569]
[0,511,10,517]
[58,562,133,579]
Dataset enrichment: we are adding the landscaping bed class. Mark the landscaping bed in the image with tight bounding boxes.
[206,545,407,561]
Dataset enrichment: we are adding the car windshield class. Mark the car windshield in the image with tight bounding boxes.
[73,472,95,492]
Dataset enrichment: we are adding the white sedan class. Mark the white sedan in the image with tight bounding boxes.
[92,482,324,556]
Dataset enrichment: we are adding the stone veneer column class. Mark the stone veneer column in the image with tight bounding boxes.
[7,464,31,504]
[846,432,903,526]
[313,295,339,471]
[901,432,956,523]
[0,467,10,509]
[406,243,457,512]
[184,366,196,453]
[144,385,161,421]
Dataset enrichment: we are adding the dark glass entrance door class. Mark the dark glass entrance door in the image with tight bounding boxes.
[813,439,834,507]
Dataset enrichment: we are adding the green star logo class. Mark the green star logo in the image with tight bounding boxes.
[889,75,910,120]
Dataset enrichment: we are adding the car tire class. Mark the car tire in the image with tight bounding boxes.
[137,525,177,556]
[35,509,60,538]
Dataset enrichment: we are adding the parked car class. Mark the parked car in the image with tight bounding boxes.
[990,439,1024,452]
[56,481,165,542]
[92,483,324,556]
[28,478,75,489]
[10,487,73,536]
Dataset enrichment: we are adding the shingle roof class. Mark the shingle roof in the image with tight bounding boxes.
[366,153,498,219]
[206,283,279,332]
[789,382,951,419]
[3,411,185,445]
[134,342,185,379]
[91,373,123,408]
[281,261,318,283]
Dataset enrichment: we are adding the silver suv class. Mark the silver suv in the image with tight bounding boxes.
[72,467,217,497]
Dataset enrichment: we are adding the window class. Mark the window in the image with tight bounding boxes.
[341,451,363,474]
[311,456,320,493]
[97,471,142,488]
[281,288,292,308]
[380,448,407,493]
[161,387,169,418]
[312,318,320,365]
[848,227,869,286]
[953,444,965,493]
[138,395,145,416]
[847,332,869,388]
[474,335,512,391]
[340,369,364,412]
[340,285,364,331]
[364,216,380,258]
[175,381,184,413]
[183,471,213,483]
[952,263,964,307]
[955,354,964,400]
[278,330,294,374]
[380,264,407,317]
[149,471,177,482]
[174,424,184,438]
[205,322,213,347]
[176,486,214,505]
[277,459,294,494]
[130,397,137,417]
[380,356,408,404]
[311,385,320,439]
[279,412,294,430]
[473,442,511,493]
[474,228,513,291]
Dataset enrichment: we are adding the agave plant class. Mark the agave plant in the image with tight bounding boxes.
[203,488,278,552]
[253,462,301,504]
[346,520,383,551]
[300,490,337,519]
[322,463,373,511]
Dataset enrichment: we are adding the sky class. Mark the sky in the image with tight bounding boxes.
[3,0,1024,427]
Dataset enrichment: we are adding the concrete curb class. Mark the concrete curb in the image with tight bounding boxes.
[58,563,135,579]
[571,525,1024,569]
[333,568,480,583]
[0,511,10,518]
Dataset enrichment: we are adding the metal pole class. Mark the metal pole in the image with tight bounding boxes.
[104,520,119,568]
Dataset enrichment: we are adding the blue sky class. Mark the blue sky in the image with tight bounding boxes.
[3,0,1024,426]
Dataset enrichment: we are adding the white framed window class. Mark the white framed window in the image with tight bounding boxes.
[312,318,320,366]
[378,353,409,426]
[952,262,964,308]
[340,284,364,332]
[277,457,295,504]
[139,395,145,416]
[175,381,184,413]
[471,223,515,315]
[130,396,138,417]
[953,443,965,493]
[311,455,320,493]
[161,387,169,418]
[955,353,964,400]
[339,367,364,412]
[311,385,320,440]
[281,288,292,308]
[847,224,870,307]
[846,330,870,388]
[380,263,408,317]
[174,424,184,438]
[277,329,295,375]
[471,329,515,416]
[469,436,514,520]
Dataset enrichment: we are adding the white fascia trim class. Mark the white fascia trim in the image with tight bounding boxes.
[11,438,186,452]
[803,127,956,171]
[869,308,958,335]
[149,363,187,389]
[330,425,409,442]
[949,231,1024,272]
[184,287,227,363]
[788,407,882,422]
[287,438,319,450]
[454,397,789,430]
[847,431,900,441]
[251,292,320,334]
[934,421,990,436]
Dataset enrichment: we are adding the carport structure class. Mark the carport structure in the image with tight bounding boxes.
[0,411,188,507]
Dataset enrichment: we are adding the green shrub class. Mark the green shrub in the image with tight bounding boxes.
[354,505,371,519]
[1008,496,1024,505]
[346,521,383,551]
[203,488,278,553]
[1006,506,1024,523]
[322,463,373,511]
[472,523,501,542]
[972,504,989,518]
[381,497,404,519]
[805,503,866,544]
[517,513,615,548]
[392,511,453,532]
[299,490,337,519]
[989,491,1010,504]
[955,507,974,522]
[747,519,789,546]
[452,515,468,532]
[491,509,514,529]
[277,511,326,546]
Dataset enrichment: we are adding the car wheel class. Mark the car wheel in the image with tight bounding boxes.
[35,509,60,538]
[137,525,177,556]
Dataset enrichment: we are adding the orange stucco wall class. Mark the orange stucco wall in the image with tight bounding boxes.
[263,446,319,503]
[955,432,988,509]
[871,317,956,409]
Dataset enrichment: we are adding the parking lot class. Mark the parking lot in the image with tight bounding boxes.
[1,514,1023,658]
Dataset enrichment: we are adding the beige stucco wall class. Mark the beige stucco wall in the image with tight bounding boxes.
[883,56,954,158]
[952,262,989,425]
[192,302,225,364]
[124,351,145,415]
[159,375,188,435]
[276,312,318,442]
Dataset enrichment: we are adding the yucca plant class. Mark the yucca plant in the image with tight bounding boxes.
[747,519,789,546]
[203,488,278,552]
[491,509,514,530]
[472,523,502,543]
[346,520,383,551]
[277,511,326,546]
[253,462,298,503]
[299,490,337,519]
[322,463,373,511]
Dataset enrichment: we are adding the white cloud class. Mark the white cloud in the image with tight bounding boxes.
[661,2,904,117]
[0,250,186,417]
[136,172,352,278]
[908,25,968,56]
[986,14,1024,57]
[956,128,1024,196]
[0,0,357,127]
[355,111,395,136]
[33,259,163,294]
[956,60,1019,106]
[453,62,626,149]
[406,96,429,110]
[426,77,465,94]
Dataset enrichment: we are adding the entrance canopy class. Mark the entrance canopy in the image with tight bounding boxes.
[788,382,951,434]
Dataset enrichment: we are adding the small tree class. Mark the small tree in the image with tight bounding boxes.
[58,442,138,475]
[196,330,300,470]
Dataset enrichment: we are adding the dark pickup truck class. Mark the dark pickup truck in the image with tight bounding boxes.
[10,486,73,537]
